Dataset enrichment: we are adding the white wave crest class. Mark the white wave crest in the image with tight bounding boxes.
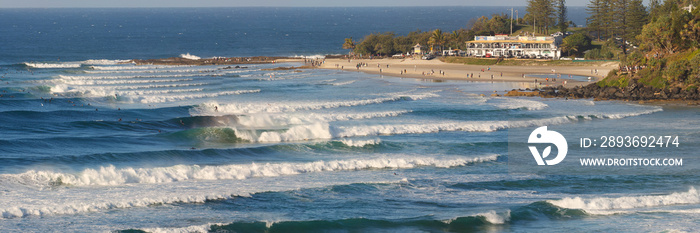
[133,89,261,104]
[25,62,81,68]
[331,80,357,86]
[191,92,438,115]
[81,59,131,65]
[333,116,574,138]
[234,110,410,128]
[444,210,511,225]
[1,155,499,188]
[232,108,659,143]
[180,53,201,60]
[489,98,548,110]
[337,138,382,147]
[548,187,700,212]
[90,65,192,71]
[25,59,130,69]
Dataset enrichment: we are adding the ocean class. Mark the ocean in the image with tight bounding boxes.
[1,7,700,233]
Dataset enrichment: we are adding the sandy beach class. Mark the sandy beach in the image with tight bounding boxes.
[317,57,618,89]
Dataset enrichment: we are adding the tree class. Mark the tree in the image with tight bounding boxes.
[681,15,700,49]
[561,33,592,56]
[527,0,556,34]
[648,0,662,20]
[625,0,649,45]
[487,14,511,34]
[638,15,677,55]
[556,0,568,32]
[613,0,630,54]
[586,0,605,40]
[428,29,446,53]
[342,37,355,54]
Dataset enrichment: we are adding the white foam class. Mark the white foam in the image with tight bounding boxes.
[141,222,223,233]
[590,107,663,119]
[90,65,192,71]
[0,154,499,188]
[191,92,438,115]
[234,110,410,128]
[58,77,194,85]
[81,59,131,65]
[331,80,357,86]
[25,62,81,69]
[337,138,382,147]
[133,89,261,104]
[477,210,511,224]
[548,187,700,211]
[180,53,201,60]
[257,123,333,142]
[333,116,573,138]
[232,109,657,143]
[489,98,549,111]
[25,59,131,69]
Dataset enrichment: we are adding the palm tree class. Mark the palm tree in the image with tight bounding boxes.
[428,29,446,54]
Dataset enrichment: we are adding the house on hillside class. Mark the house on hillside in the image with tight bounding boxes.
[464,35,563,59]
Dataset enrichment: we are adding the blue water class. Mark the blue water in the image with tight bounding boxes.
[1,7,700,233]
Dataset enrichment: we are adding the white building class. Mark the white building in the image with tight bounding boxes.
[465,35,563,59]
[683,4,696,13]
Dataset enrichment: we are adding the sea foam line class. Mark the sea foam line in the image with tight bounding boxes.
[2,155,499,188]
[548,187,700,213]
[58,78,194,85]
[191,92,439,115]
[131,89,261,103]
[234,110,410,128]
[233,108,662,143]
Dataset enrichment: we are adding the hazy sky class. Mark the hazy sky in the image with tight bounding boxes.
[0,0,652,8]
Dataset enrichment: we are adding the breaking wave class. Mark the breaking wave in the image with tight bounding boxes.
[548,187,700,214]
[1,154,500,188]
[190,92,439,115]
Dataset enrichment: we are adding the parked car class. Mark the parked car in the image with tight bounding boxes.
[421,54,435,60]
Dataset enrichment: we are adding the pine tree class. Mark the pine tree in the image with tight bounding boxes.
[625,0,649,45]
[586,0,605,40]
[557,0,568,32]
[527,0,556,34]
[648,0,661,20]
[614,0,629,54]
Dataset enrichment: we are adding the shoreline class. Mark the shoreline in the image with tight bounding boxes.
[315,57,616,89]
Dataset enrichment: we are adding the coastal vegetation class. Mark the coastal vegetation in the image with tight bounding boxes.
[346,14,514,56]
[599,0,700,94]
